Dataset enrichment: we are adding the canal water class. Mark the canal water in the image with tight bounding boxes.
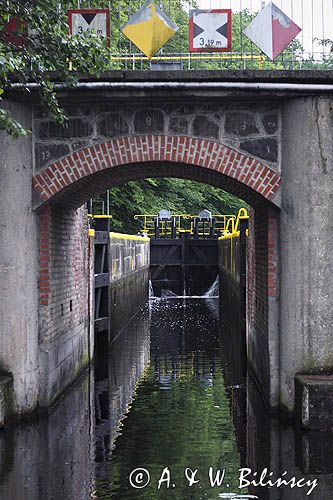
[0,297,333,499]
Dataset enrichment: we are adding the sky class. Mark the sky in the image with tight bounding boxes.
[198,0,333,56]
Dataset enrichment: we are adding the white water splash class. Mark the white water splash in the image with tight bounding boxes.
[204,275,219,298]
[149,277,219,300]
[149,280,154,298]
[161,289,178,299]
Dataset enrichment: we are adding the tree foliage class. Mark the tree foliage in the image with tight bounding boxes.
[0,0,111,136]
[0,1,196,135]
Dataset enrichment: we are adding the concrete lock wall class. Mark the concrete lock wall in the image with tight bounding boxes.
[109,233,150,339]
[0,101,39,418]
[0,100,94,418]
[280,97,333,414]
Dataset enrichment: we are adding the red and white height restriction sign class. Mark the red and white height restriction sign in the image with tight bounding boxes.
[0,17,27,47]
[189,9,232,52]
[68,9,110,46]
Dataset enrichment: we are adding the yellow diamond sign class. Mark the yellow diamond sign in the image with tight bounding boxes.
[121,1,178,59]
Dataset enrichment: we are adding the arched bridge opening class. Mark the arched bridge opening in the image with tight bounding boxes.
[33,135,280,209]
[33,134,281,411]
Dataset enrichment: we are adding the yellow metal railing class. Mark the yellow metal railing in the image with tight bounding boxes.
[134,213,237,237]
[189,214,236,237]
[88,209,249,238]
[134,213,190,237]
[88,214,113,219]
[219,208,249,240]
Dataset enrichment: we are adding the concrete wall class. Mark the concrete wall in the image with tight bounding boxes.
[280,97,333,414]
[0,101,39,416]
[246,376,333,499]
[109,233,150,339]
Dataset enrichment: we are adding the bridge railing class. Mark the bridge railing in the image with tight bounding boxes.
[60,1,332,70]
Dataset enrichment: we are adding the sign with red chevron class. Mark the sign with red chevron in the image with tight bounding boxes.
[189,9,232,52]
[68,9,110,46]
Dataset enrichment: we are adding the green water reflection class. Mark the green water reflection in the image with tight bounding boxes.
[95,298,244,499]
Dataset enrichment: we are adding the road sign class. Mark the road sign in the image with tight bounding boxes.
[68,9,110,46]
[244,1,301,60]
[121,1,178,59]
[0,17,27,47]
[189,9,232,52]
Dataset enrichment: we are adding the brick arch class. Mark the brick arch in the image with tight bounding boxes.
[33,135,281,209]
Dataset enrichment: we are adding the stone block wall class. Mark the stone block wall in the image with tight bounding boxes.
[33,102,281,174]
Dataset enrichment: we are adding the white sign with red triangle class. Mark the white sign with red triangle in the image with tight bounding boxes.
[68,9,110,46]
[243,1,301,60]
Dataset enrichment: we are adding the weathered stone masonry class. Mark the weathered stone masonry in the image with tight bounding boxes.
[33,103,281,174]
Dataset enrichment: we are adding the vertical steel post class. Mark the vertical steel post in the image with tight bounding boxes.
[180,231,187,295]
[193,218,198,239]
[155,217,160,238]
[107,220,111,344]
[239,217,248,376]
[171,216,177,239]
[210,218,216,238]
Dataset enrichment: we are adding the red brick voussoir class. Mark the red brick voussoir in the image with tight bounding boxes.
[32,135,281,204]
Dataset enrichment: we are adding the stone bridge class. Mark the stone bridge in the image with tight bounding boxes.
[1,71,332,421]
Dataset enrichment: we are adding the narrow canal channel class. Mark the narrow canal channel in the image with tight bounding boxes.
[0,296,331,499]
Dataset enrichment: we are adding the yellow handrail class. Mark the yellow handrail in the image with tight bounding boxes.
[219,208,249,240]
[88,214,113,219]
